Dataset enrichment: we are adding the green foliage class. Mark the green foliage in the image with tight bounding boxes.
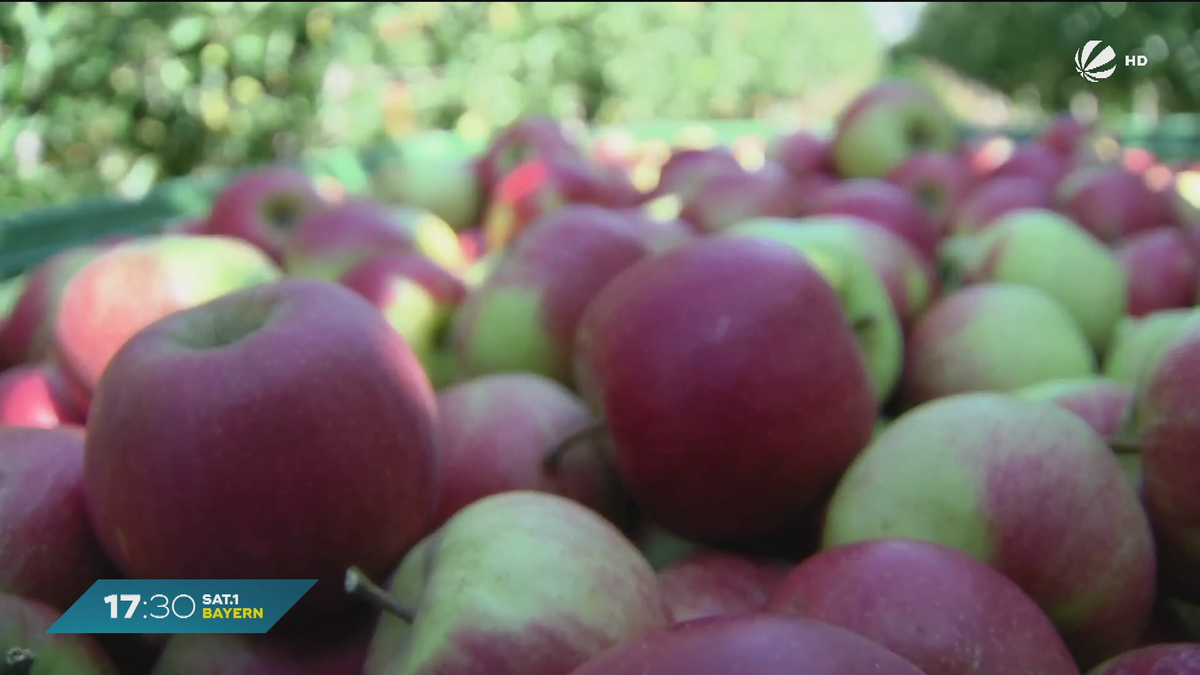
[899,2,1200,115]
[0,2,884,214]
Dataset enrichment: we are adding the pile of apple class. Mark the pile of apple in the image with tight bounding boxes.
[3,77,1200,675]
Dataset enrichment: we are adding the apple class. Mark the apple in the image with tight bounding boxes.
[651,147,743,200]
[477,115,585,195]
[432,372,631,530]
[723,216,904,401]
[1122,321,1200,602]
[1058,166,1177,243]
[83,278,440,623]
[788,172,841,215]
[810,178,941,260]
[1104,310,1200,387]
[958,133,1014,179]
[574,236,876,544]
[339,253,468,388]
[983,142,1072,188]
[0,245,104,368]
[371,151,483,232]
[0,364,84,428]
[1014,377,1134,438]
[1114,228,1199,317]
[353,491,672,675]
[456,227,486,264]
[657,553,792,623]
[283,199,466,281]
[947,176,1056,235]
[1040,113,1094,157]
[565,614,929,675]
[616,205,695,253]
[51,235,281,412]
[941,208,1127,354]
[452,205,655,386]
[203,166,327,263]
[823,393,1157,666]
[901,283,1096,407]
[0,426,113,612]
[483,155,645,250]
[831,79,957,180]
[766,130,831,178]
[1087,644,1200,675]
[150,628,371,675]
[0,593,117,675]
[632,522,707,572]
[765,538,1079,675]
[885,151,971,230]
[0,273,28,326]
[677,163,794,234]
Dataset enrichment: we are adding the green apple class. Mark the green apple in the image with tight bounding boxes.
[352,491,672,675]
[723,217,904,402]
[372,150,483,232]
[941,208,1126,354]
[1104,309,1200,389]
[831,79,958,179]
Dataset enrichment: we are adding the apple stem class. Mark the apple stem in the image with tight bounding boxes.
[344,567,416,623]
[543,420,608,473]
[1108,433,1142,454]
[2,648,34,675]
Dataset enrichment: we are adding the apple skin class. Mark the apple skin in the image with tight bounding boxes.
[1040,113,1093,157]
[364,491,672,675]
[283,199,466,281]
[651,147,744,200]
[83,278,440,623]
[0,426,114,612]
[452,205,654,386]
[1058,166,1177,244]
[901,283,1096,407]
[1123,322,1200,602]
[886,151,972,231]
[1114,228,1199,317]
[983,142,1072,188]
[947,176,1056,235]
[431,372,630,530]
[565,614,929,675]
[483,155,644,250]
[51,235,282,413]
[657,553,792,623]
[765,538,1080,675]
[477,115,585,195]
[766,130,831,178]
[0,593,118,675]
[150,628,371,675]
[1087,644,1200,675]
[574,236,876,544]
[677,163,795,234]
[339,253,468,388]
[202,167,328,263]
[723,216,904,402]
[0,363,85,428]
[823,393,1157,667]
[810,178,941,260]
[1104,310,1200,387]
[372,152,483,231]
[457,227,486,264]
[831,78,957,180]
[1014,377,1133,438]
[942,208,1127,354]
[0,244,105,368]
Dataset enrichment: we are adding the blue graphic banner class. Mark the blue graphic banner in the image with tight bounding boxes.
[46,579,316,634]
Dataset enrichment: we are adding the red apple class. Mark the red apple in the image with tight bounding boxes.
[1088,644,1200,675]
[0,363,84,428]
[149,627,371,675]
[1059,166,1177,243]
[652,146,744,200]
[1040,113,1094,157]
[1114,228,1199,317]
[52,235,281,413]
[657,552,792,623]
[788,172,841,215]
[83,278,440,623]
[203,167,327,263]
[1016,377,1134,439]
[768,539,1079,675]
[575,236,876,544]
[457,227,486,263]
[0,426,113,612]
[283,199,466,281]
[677,162,795,234]
[432,372,629,530]
[766,130,831,178]
[0,593,117,675]
[566,614,929,675]
[810,178,940,259]
[478,115,585,196]
[483,155,644,250]
[831,79,957,180]
[0,245,105,368]
[947,176,1056,235]
[984,142,1072,188]
[886,151,971,230]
